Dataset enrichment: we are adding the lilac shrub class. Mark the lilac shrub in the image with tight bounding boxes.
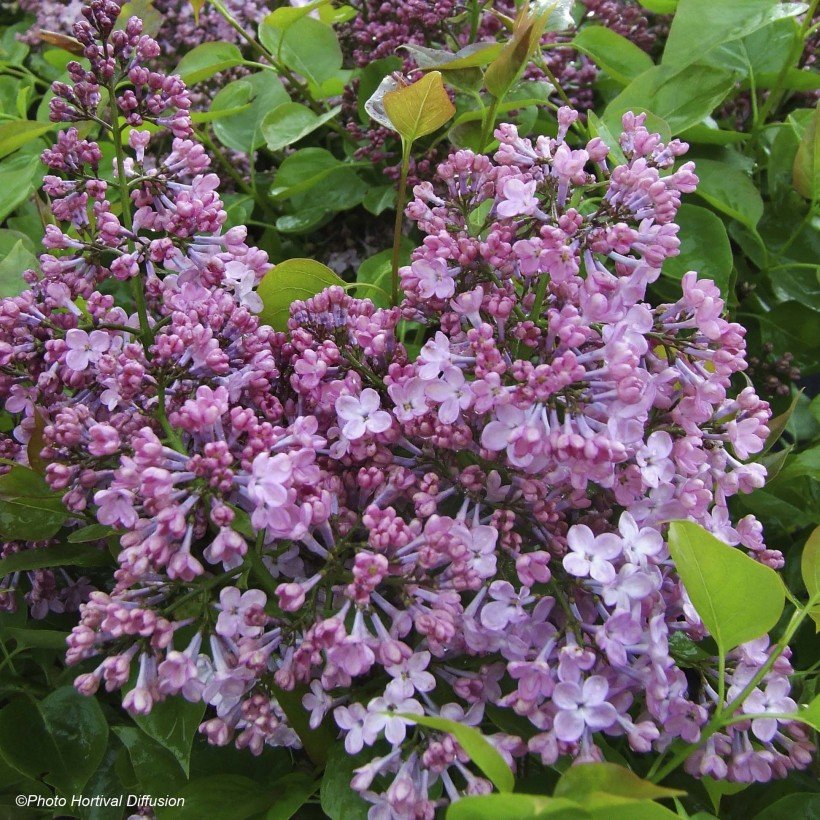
[0,0,814,814]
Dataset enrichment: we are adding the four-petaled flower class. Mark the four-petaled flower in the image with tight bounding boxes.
[336,388,392,440]
[552,676,618,742]
[563,525,622,583]
[497,177,539,218]
[363,680,424,746]
[65,328,111,371]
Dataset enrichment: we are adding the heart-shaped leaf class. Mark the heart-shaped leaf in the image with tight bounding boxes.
[668,521,785,654]
[382,71,455,143]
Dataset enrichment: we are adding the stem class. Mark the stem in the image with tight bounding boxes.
[529,270,550,321]
[210,0,268,60]
[480,96,501,151]
[198,127,277,222]
[468,0,481,42]
[391,143,412,307]
[245,530,279,599]
[167,567,244,614]
[156,381,186,453]
[757,0,819,125]
[211,0,354,146]
[107,81,150,339]
[717,650,726,710]
[649,595,819,784]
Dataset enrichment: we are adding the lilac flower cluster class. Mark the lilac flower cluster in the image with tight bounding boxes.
[19,0,264,54]
[0,0,813,814]
[0,0,267,612]
[339,0,457,69]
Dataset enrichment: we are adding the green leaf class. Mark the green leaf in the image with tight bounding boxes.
[554,763,685,805]
[261,101,341,151]
[447,794,589,820]
[679,122,747,145]
[755,302,820,372]
[797,693,820,731]
[157,774,275,820]
[175,42,244,85]
[130,696,205,777]
[587,804,678,820]
[801,526,820,628]
[116,0,163,38]
[401,42,504,71]
[212,73,290,154]
[296,165,367,212]
[0,238,37,298]
[605,63,737,135]
[701,777,748,814]
[793,103,819,200]
[79,740,126,820]
[692,158,763,230]
[269,683,334,768]
[640,0,677,11]
[572,27,654,86]
[667,520,785,654]
[259,16,343,91]
[112,726,187,795]
[265,772,320,820]
[318,2,356,24]
[661,204,732,296]
[0,120,53,161]
[356,241,413,307]
[0,148,43,222]
[320,744,370,820]
[760,391,801,455]
[0,22,30,67]
[275,208,329,234]
[0,687,107,796]
[68,523,118,543]
[586,112,627,166]
[263,0,331,29]
[362,185,396,216]
[401,713,514,792]
[752,794,820,820]
[257,258,344,331]
[0,465,69,542]
[662,0,806,68]
[269,147,343,199]
[382,71,456,144]
[1,627,68,649]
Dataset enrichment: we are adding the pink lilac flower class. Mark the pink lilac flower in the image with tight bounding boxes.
[4,14,808,806]
[336,388,393,440]
[552,676,619,742]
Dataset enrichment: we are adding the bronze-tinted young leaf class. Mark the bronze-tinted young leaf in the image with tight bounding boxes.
[189,0,205,24]
[484,3,553,98]
[382,71,455,144]
[37,30,85,55]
